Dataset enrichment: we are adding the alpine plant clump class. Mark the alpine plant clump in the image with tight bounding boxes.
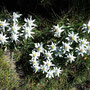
[0,12,36,51]
[0,12,90,79]
[29,22,90,79]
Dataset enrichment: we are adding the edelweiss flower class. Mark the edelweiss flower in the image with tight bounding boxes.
[11,33,18,41]
[24,16,37,28]
[79,38,89,46]
[11,24,21,34]
[0,20,9,32]
[53,67,62,77]
[23,16,37,39]
[40,65,49,73]
[62,42,72,53]
[13,12,22,23]
[66,31,79,43]
[82,24,88,32]
[46,70,54,78]
[35,42,44,53]
[52,24,64,37]
[0,20,9,27]
[48,42,56,51]
[43,60,54,68]
[13,12,22,19]
[12,12,22,25]
[0,33,7,44]
[44,50,53,60]
[32,65,40,73]
[29,59,39,66]
[23,26,35,39]
[29,50,40,60]
[66,53,76,63]
[82,21,90,33]
[76,45,86,56]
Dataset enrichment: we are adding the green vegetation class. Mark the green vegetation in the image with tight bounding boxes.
[0,49,19,89]
[14,15,90,89]
[0,9,90,90]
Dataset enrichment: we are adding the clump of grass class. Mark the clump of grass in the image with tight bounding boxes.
[0,49,19,89]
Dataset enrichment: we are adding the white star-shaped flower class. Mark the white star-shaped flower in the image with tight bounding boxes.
[52,24,64,37]
[82,20,90,33]
[66,31,79,43]
[40,65,49,73]
[53,67,62,77]
[29,50,40,60]
[43,60,54,68]
[66,53,76,63]
[24,16,37,28]
[76,45,86,56]
[23,26,35,39]
[29,59,39,66]
[35,42,44,53]
[48,42,57,51]
[44,50,53,60]
[13,12,22,20]
[32,65,40,73]
[82,24,88,32]
[11,33,18,41]
[12,12,22,24]
[11,23,21,34]
[46,70,54,78]
[0,20,9,28]
[0,33,8,44]
[79,38,89,46]
[0,20,9,32]
[62,42,72,53]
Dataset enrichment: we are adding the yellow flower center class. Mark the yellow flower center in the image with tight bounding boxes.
[46,54,49,57]
[42,68,45,71]
[35,68,38,71]
[88,26,90,29]
[0,23,2,26]
[33,54,36,57]
[52,45,55,49]
[38,47,41,51]
[47,63,50,66]
[82,41,84,44]
[65,46,67,49]
[32,61,35,64]
[12,27,15,31]
[56,72,58,74]
[72,37,74,40]
[88,49,90,52]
